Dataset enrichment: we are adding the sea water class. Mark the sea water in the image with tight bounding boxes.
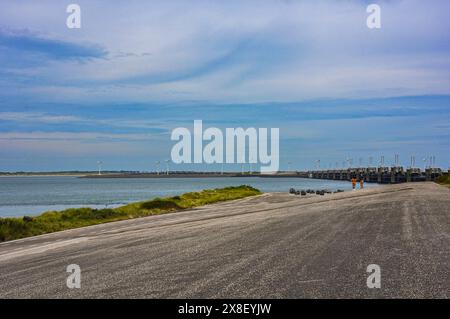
[0,176,377,217]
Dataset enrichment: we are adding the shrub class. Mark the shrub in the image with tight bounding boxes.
[140,198,181,210]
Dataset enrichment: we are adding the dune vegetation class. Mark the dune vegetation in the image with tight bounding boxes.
[437,174,450,186]
[0,185,261,242]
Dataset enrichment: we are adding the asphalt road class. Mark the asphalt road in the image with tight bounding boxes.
[0,182,449,298]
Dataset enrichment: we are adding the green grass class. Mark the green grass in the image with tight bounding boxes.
[0,185,261,242]
[437,174,450,186]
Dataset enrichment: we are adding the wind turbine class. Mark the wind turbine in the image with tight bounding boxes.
[422,157,428,169]
[155,161,160,175]
[410,156,415,168]
[346,158,352,168]
[97,161,103,176]
[165,160,170,175]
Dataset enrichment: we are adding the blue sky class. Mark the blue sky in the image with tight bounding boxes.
[0,0,449,171]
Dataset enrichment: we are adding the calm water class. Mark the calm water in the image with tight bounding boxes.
[0,176,378,217]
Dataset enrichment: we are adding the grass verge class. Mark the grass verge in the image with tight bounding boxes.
[437,174,450,187]
[0,185,261,242]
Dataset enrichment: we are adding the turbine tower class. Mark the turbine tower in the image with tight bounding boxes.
[165,160,170,175]
[346,158,352,168]
[97,161,103,176]
[422,157,428,169]
[410,156,415,168]
[155,161,160,175]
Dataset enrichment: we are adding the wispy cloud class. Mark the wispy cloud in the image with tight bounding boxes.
[0,131,156,142]
[0,112,81,123]
[0,0,449,103]
[0,28,107,62]
[0,0,449,170]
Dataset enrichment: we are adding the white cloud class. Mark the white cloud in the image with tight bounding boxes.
[0,131,156,141]
[0,0,449,103]
[0,112,81,123]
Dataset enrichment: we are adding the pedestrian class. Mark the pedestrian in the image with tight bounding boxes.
[360,177,364,189]
[351,177,357,190]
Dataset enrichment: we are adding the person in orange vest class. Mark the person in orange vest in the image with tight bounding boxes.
[360,177,364,189]
[351,177,357,190]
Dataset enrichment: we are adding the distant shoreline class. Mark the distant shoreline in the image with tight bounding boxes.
[79,173,305,178]
[0,172,98,177]
[0,172,306,178]
[0,174,86,177]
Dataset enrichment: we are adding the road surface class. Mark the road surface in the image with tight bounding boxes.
[0,182,449,298]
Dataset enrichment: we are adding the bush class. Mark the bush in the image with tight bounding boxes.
[437,174,450,184]
[140,198,181,210]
